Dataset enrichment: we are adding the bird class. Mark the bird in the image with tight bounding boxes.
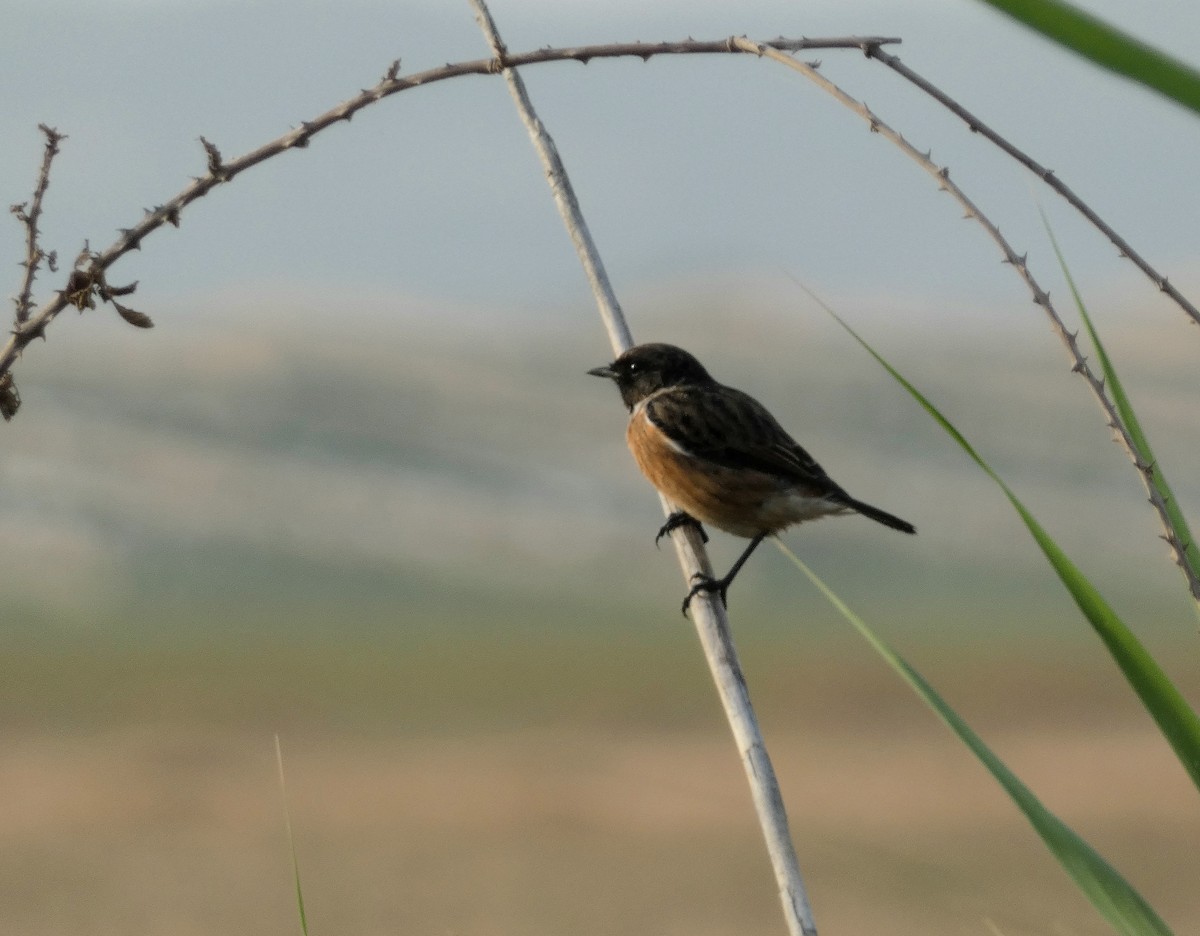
[589,342,915,614]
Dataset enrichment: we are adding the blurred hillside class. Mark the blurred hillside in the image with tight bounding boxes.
[2,272,1197,640]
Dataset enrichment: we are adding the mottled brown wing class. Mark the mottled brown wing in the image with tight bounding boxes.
[644,384,848,498]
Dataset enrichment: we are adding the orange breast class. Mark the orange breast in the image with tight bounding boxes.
[626,406,805,538]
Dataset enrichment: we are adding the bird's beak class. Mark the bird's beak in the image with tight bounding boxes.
[587,365,617,380]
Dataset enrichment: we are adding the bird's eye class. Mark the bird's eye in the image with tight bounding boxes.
[626,361,638,373]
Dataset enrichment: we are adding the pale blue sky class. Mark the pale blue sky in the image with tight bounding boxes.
[3,0,1200,326]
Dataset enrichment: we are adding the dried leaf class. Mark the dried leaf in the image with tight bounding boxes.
[0,374,20,421]
[113,301,153,329]
[65,270,96,310]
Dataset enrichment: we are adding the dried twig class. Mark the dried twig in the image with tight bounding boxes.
[10,124,64,325]
[1,34,898,419]
[737,38,1200,605]
[864,45,1200,329]
[469,5,819,935]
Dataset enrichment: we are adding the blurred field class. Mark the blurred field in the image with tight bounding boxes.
[3,281,1199,933]
[1,628,1197,936]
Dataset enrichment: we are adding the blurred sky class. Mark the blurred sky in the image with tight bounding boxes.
[3,0,1200,330]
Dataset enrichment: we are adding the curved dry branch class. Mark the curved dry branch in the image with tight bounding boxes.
[2,33,899,419]
[865,45,1200,329]
[736,38,1200,604]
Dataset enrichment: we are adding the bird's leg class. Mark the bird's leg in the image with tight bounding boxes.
[655,510,708,548]
[681,532,767,616]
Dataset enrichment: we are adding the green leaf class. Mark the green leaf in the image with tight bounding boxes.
[970,0,1200,116]
[779,546,1173,936]
[799,287,1200,798]
[275,735,310,936]
[1039,211,1200,607]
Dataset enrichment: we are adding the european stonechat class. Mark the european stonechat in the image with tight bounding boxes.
[589,343,915,614]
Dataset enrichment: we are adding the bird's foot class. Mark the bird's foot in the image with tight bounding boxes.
[680,572,730,617]
[655,511,708,548]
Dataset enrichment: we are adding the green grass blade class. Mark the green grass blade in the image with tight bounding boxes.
[969,0,1200,116]
[275,734,311,936]
[797,286,1200,796]
[778,545,1173,936]
[1039,213,1200,605]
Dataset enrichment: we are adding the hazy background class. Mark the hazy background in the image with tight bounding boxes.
[2,1,1200,934]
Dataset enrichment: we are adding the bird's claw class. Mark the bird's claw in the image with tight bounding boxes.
[680,573,729,616]
[655,511,708,548]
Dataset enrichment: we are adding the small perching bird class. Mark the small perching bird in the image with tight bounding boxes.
[589,342,915,614]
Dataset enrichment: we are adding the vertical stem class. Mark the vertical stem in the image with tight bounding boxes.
[468,3,817,933]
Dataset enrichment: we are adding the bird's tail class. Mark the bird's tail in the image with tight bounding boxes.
[845,497,916,535]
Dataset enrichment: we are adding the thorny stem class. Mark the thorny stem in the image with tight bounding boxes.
[737,38,1200,605]
[1,34,898,417]
[864,45,1200,329]
[11,124,64,325]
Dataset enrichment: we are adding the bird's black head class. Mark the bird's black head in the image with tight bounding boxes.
[588,343,714,410]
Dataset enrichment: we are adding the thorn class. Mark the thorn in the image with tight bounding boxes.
[14,319,46,341]
[200,135,225,178]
